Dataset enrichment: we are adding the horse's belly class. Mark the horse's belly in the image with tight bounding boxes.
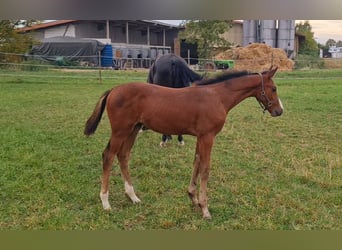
[141,107,196,135]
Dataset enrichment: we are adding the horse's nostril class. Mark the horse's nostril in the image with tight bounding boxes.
[272,109,283,117]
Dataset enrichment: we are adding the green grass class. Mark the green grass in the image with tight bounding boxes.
[0,68,341,230]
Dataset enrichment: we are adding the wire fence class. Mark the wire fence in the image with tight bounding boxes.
[1,51,342,74]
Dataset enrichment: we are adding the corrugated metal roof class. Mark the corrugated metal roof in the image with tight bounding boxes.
[17,20,76,32]
[17,20,179,33]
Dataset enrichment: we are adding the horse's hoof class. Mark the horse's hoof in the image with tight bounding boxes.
[100,192,111,210]
[178,141,185,146]
[132,198,141,204]
[202,210,212,220]
[203,213,212,220]
[129,195,141,204]
[103,204,112,211]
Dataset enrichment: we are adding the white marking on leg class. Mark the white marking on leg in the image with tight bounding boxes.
[278,98,284,110]
[179,140,185,146]
[125,181,141,203]
[202,207,212,220]
[160,139,169,147]
[100,191,111,210]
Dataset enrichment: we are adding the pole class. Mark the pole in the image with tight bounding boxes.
[98,51,102,84]
[106,20,110,39]
[187,49,190,65]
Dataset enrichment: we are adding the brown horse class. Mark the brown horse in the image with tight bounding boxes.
[147,53,203,146]
[84,66,283,219]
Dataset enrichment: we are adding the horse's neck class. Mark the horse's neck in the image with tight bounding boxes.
[219,76,261,112]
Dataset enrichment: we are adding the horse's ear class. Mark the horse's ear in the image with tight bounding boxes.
[268,66,278,78]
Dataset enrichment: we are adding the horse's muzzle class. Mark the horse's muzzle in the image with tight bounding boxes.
[271,109,283,117]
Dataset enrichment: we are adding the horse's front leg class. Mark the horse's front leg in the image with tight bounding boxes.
[197,135,214,219]
[188,141,200,206]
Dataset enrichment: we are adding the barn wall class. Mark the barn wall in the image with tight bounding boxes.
[222,23,243,46]
[71,21,178,48]
[164,30,178,46]
[45,24,76,38]
[30,30,45,40]
[111,26,126,43]
[75,22,106,39]
[128,28,148,44]
[22,20,180,64]
[150,31,161,45]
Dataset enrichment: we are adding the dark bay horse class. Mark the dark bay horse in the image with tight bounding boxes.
[147,53,203,146]
[84,66,283,219]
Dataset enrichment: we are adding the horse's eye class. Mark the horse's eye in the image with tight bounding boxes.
[272,87,277,92]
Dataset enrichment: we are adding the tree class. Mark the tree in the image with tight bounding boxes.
[0,20,38,62]
[295,21,319,57]
[325,39,336,47]
[178,20,232,60]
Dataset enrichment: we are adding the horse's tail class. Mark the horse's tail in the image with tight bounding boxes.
[84,90,111,136]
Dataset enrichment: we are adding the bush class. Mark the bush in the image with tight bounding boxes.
[294,54,325,69]
[21,58,50,71]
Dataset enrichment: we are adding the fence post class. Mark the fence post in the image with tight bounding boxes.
[98,51,102,84]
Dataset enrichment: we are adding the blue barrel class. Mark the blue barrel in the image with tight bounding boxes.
[101,45,113,67]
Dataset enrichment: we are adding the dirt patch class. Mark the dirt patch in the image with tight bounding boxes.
[51,68,150,73]
[50,68,99,73]
[215,43,295,72]
[323,58,342,69]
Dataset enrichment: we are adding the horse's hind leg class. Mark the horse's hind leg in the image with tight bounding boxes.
[117,126,141,203]
[100,138,120,210]
[178,135,185,146]
[160,134,172,147]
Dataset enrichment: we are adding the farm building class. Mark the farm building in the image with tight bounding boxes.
[18,20,180,68]
[221,20,243,47]
[180,20,243,65]
[243,20,297,58]
[328,45,342,58]
[18,20,302,69]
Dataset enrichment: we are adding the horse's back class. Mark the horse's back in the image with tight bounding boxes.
[148,54,201,88]
[107,82,217,115]
[108,82,178,100]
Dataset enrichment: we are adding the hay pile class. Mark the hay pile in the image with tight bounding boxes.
[215,43,294,71]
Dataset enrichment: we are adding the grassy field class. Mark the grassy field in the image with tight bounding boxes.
[0,68,341,230]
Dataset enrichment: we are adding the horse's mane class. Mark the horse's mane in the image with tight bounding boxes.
[195,70,249,86]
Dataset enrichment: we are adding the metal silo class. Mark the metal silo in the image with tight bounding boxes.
[278,20,295,58]
[260,20,277,47]
[243,20,258,46]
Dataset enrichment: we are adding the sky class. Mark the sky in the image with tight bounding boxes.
[158,20,342,45]
[302,20,342,44]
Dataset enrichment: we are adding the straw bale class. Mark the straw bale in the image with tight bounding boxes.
[214,43,294,71]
